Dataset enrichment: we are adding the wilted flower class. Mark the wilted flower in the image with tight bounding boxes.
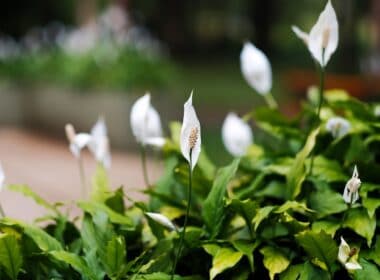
[65,124,92,159]
[130,93,165,147]
[240,42,272,95]
[292,0,338,67]
[88,117,111,168]
[146,212,176,231]
[180,92,201,170]
[338,237,362,271]
[343,165,361,204]
[326,117,350,138]
[222,113,253,157]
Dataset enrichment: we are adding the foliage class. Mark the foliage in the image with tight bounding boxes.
[0,90,380,279]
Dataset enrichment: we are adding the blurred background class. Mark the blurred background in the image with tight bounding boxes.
[0,0,378,218]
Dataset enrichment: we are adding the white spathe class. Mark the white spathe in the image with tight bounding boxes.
[338,237,362,271]
[130,93,165,147]
[146,212,176,231]
[180,92,201,170]
[65,123,92,159]
[222,113,253,157]
[240,42,272,95]
[0,163,5,191]
[326,116,351,138]
[343,165,361,204]
[88,117,112,168]
[292,0,338,67]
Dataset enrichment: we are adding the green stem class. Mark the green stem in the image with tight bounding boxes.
[171,151,193,280]
[140,144,150,188]
[264,92,278,109]
[78,157,87,199]
[0,203,5,218]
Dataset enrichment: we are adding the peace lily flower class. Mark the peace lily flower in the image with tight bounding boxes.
[292,0,338,67]
[222,113,253,157]
[338,237,362,271]
[343,165,361,204]
[88,117,111,169]
[240,42,272,95]
[0,163,5,217]
[326,117,351,138]
[146,212,176,231]
[65,124,92,159]
[180,92,201,170]
[130,93,165,148]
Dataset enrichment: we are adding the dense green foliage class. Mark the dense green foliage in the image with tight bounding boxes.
[0,48,175,90]
[0,89,379,279]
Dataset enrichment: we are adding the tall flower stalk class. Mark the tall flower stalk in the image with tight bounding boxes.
[0,163,6,217]
[172,93,201,279]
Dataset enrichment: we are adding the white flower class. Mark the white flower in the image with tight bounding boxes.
[222,113,253,157]
[0,163,5,191]
[180,92,201,170]
[65,124,92,158]
[292,0,338,67]
[240,42,272,95]
[343,165,361,204]
[130,93,165,147]
[374,105,380,117]
[146,212,176,231]
[338,237,362,271]
[88,117,112,168]
[326,117,350,138]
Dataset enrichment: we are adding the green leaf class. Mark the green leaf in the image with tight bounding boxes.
[354,259,380,280]
[0,233,22,280]
[362,197,380,218]
[78,201,134,227]
[91,165,111,203]
[280,264,303,280]
[252,206,275,231]
[22,223,62,251]
[203,245,244,280]
[299,261,330,280]
[7,184,58,214]
[202,159,240,239]
[343,208,376,247]
[260,246,290,280]
[132,272,183,280]
[364,235,380,266]
[103,236,126,278]
[295,230,338,272]
[274,201,314,215]
[286,127,320,199]
[310,156,348,183]
[50,250,98,280]
[232,240,259,271]
[312,220,340,236]
[309,189,347,218]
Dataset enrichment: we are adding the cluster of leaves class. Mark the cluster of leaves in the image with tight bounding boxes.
[0,90,379,279]
[0,47,175,91]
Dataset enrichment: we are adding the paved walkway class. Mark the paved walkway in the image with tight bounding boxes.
[0,127,162,222]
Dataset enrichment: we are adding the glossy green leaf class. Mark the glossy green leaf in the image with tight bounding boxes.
[103,236,126,278]
[260,246,290,280]
[354,259,380,280]
[298,261,330,280]
[0,233,22,280]
[286,127,320,199]
[295,230,338,272]
[362,197,380,218]
[232,240,259,271]
[202,159,240,239]
[309,189,347,218]
[252,206,275,231]
[343,208,376,247]
[312,220,340,236]
[91,164,111,203]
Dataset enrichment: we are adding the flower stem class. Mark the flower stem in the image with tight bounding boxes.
[264,92,278,109]
[140,144,150,188]
[0,203,5,218]
[171,151,193,280]
[78,157,87,199]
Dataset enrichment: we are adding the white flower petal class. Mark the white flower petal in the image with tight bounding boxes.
[144,137,166,148]
[88,136,111,168]
[326,117,350,138]
[345,262,362,270]
[130,93,163,145]
[0,163,5,191]
[308,0,339,66]
[222,113,253,157]
[240,42,272,95]
[146,212,176,231]
[70,133,92,158]
[91,116,107,139]
[292,25,309,44]
[180,92,201,170]
[338,237,351,264]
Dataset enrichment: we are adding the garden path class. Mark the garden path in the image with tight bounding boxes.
[0,127,162,222]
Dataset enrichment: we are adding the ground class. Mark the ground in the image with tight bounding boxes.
[0,127,162,222]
